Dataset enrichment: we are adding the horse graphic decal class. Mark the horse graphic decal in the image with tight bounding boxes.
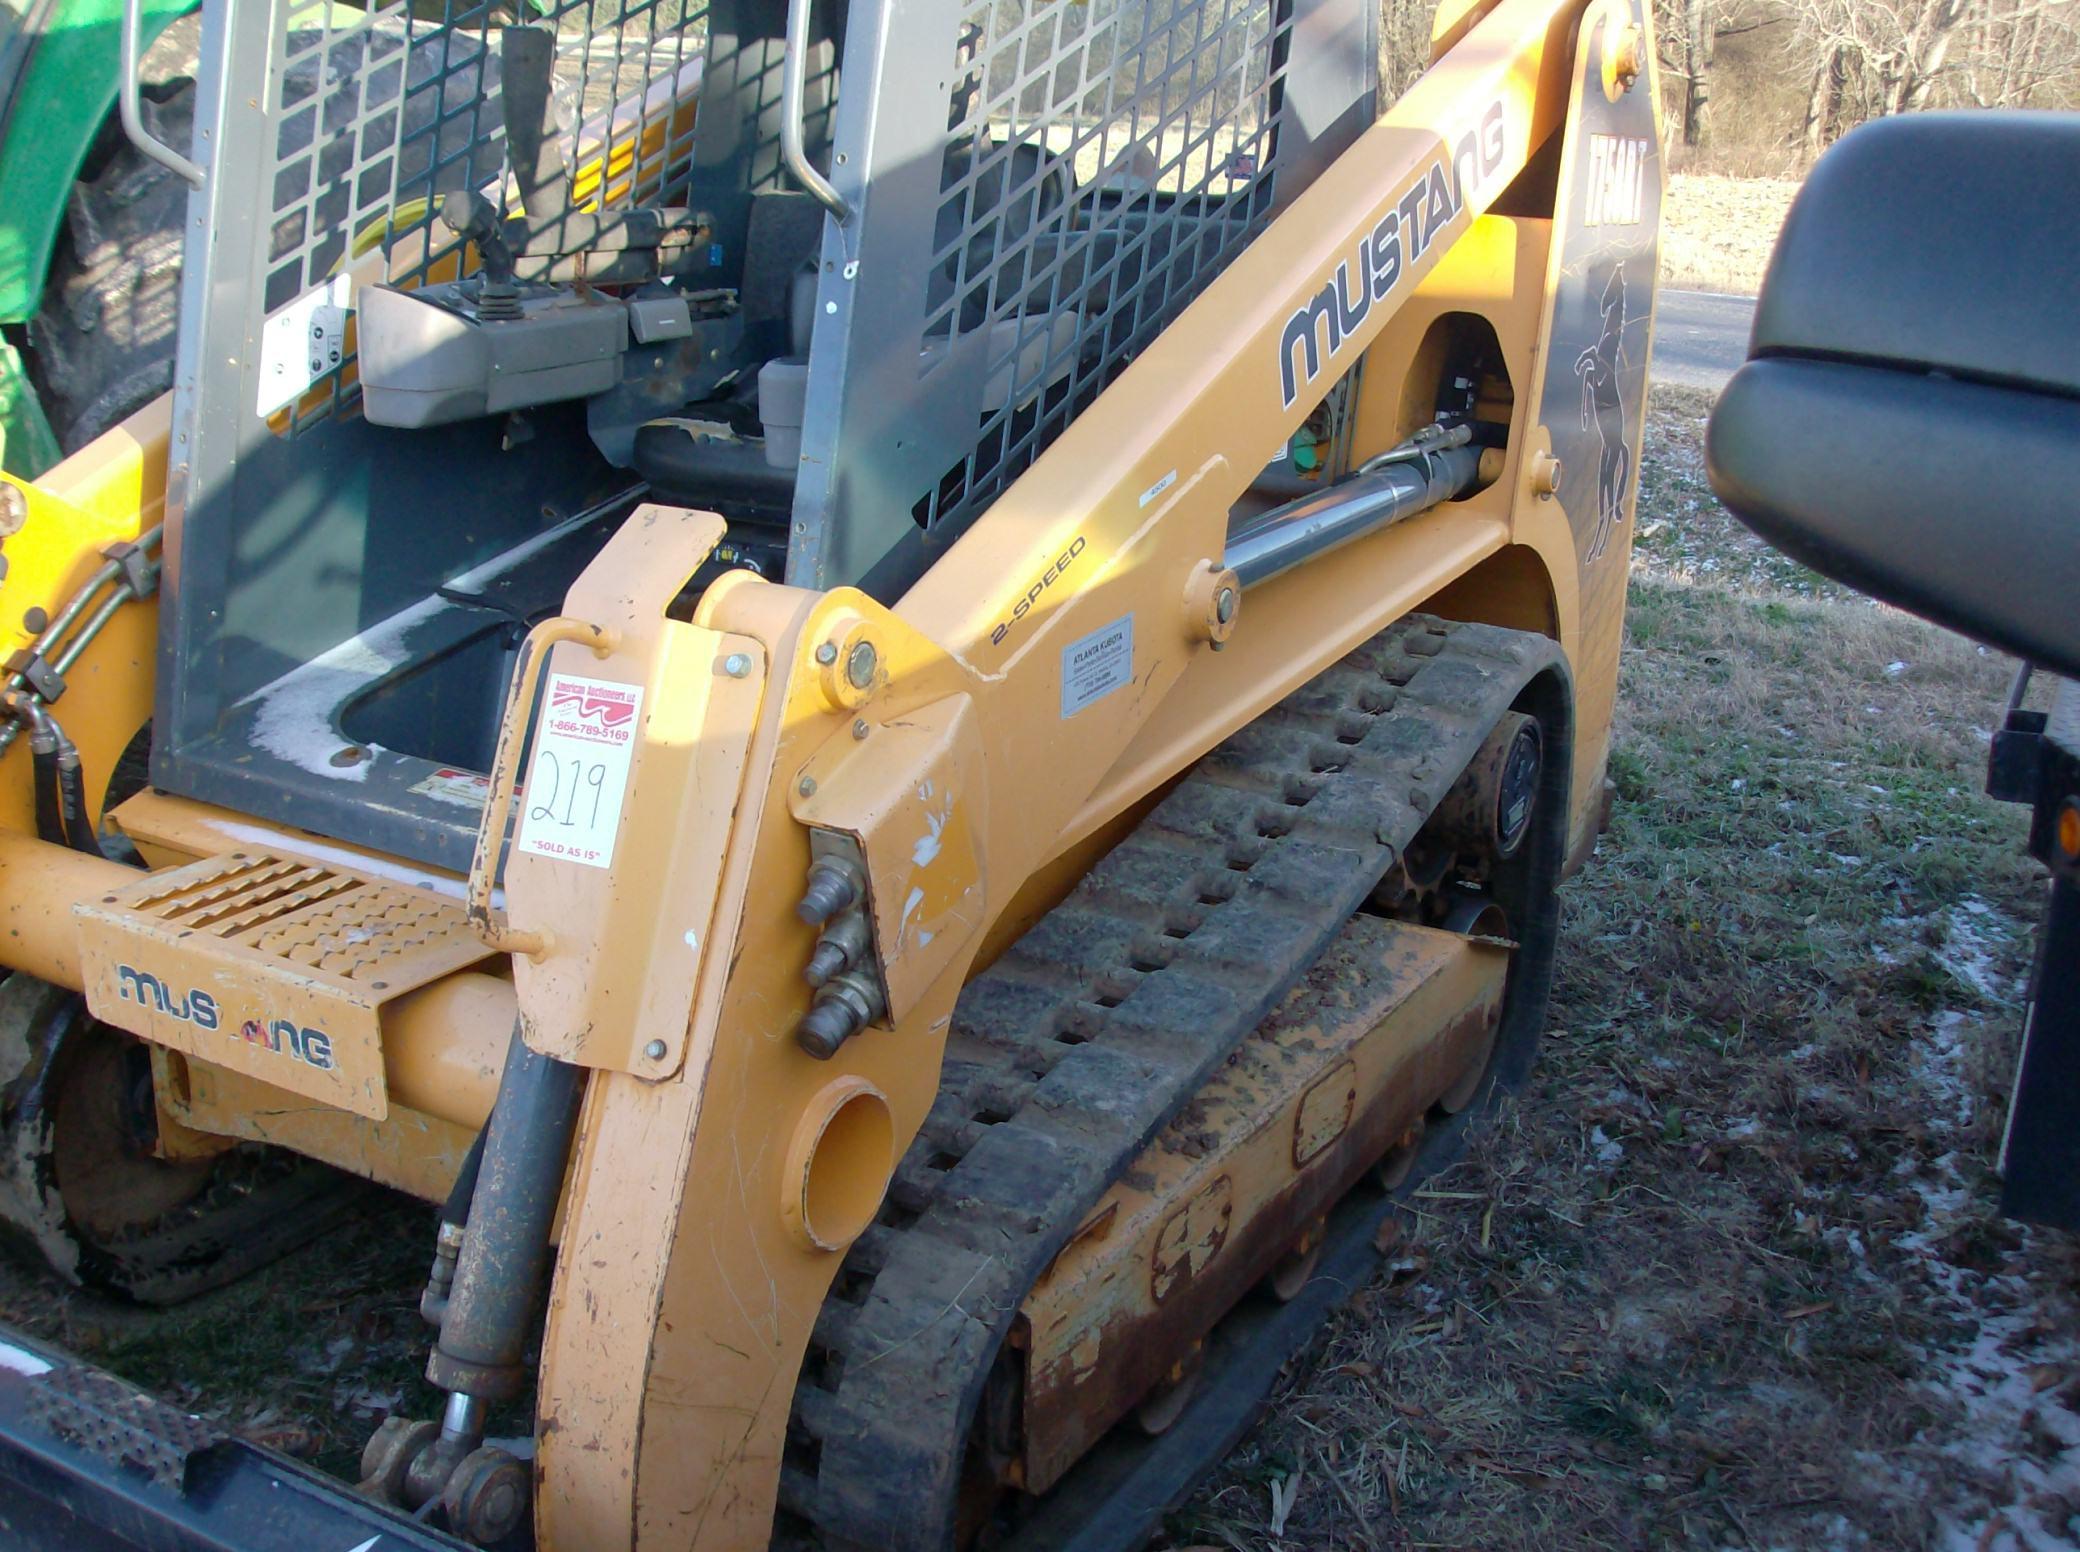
[1574,263,1632,563]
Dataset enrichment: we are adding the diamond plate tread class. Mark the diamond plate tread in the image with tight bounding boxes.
[27,1361,226,1493]
[781,615,1562,1550]
[106,852,485,989]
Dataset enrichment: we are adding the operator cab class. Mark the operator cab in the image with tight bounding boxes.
[152,0,1377,870]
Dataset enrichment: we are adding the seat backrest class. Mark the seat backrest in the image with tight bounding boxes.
[1750,111,2080,398]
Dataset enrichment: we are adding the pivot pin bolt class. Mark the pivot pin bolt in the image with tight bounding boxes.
[845,640,878,690]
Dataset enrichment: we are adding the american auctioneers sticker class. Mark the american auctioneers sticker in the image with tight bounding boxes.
[514,674,644,869]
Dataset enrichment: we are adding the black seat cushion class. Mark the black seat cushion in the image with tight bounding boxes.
[1708,112,2080,679]
[1710,362,2080,677]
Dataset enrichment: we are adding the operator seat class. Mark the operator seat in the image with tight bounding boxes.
[1706,111,2080,679]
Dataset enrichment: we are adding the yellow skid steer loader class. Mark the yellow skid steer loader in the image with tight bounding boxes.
[0,0,1660,1541]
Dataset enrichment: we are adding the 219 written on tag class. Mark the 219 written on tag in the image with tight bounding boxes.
[515,674,644,868]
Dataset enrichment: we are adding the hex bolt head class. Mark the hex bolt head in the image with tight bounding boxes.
[796,999,855,1059]
[643,1039,668,1060]
[804,940,848,989]
[723,652,752,678]
[1215,587,1238,624]
[853,718,870,740]
[815,641,839,666]
[798,775,818,798]
[0,483,25,538]
[796,857,860,925]
[845,640,878,690]
[795,970,886,1058]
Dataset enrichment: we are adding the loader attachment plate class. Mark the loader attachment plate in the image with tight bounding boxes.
[0,1323,463,1551]
[74,851,492,1119]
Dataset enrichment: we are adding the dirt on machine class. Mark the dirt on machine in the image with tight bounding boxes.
[0,0,1662,1543]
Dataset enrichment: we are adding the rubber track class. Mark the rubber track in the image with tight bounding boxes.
[781,616,1562,1551]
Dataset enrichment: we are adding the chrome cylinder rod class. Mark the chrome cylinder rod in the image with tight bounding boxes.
[1224,444,1482,589]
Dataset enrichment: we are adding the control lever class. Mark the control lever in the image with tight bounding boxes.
[440,193,520,319]
[500,26,569,227]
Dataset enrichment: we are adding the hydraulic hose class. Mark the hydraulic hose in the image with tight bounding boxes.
[56,753,106,857]
[30,745,64,848]
[440,1124,489,1232]
[9,695,109,859]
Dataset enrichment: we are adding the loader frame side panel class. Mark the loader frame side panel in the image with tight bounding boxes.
[1520,0,1662,858]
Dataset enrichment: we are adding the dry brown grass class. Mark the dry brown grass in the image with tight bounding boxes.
[1660,175,1799,295]
[1177,386,2075,1552]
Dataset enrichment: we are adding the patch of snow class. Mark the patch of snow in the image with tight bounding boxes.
[296,1334,356,1376]
[1939,897,2020,1003]
[334,1384,404,1416]
[207,820,483,903]
[1888,975,2080,1552]
[1914,1013,1979,1132]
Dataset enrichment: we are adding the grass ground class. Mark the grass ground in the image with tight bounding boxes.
[1178,387,2075,1552]
[0,389,2068,1550]
[1660,175,1799,294]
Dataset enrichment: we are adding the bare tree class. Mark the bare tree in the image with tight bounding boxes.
[1785,0,2080,155]
[1657,0,1721,144]
[1379,0,1442,102]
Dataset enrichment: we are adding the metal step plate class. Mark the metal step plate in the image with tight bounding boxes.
[74,851,491,1119]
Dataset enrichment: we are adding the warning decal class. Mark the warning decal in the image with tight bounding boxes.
[410,767,493,809]
[514,674,644,869]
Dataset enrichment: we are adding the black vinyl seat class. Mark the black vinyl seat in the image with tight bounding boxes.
[1706,111,2080,679]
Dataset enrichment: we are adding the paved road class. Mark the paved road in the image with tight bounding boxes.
[1651,287,1757,392]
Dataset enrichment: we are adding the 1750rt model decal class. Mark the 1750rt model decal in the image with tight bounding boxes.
[1278,102,1507,410]
[1583,135,1650,227]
